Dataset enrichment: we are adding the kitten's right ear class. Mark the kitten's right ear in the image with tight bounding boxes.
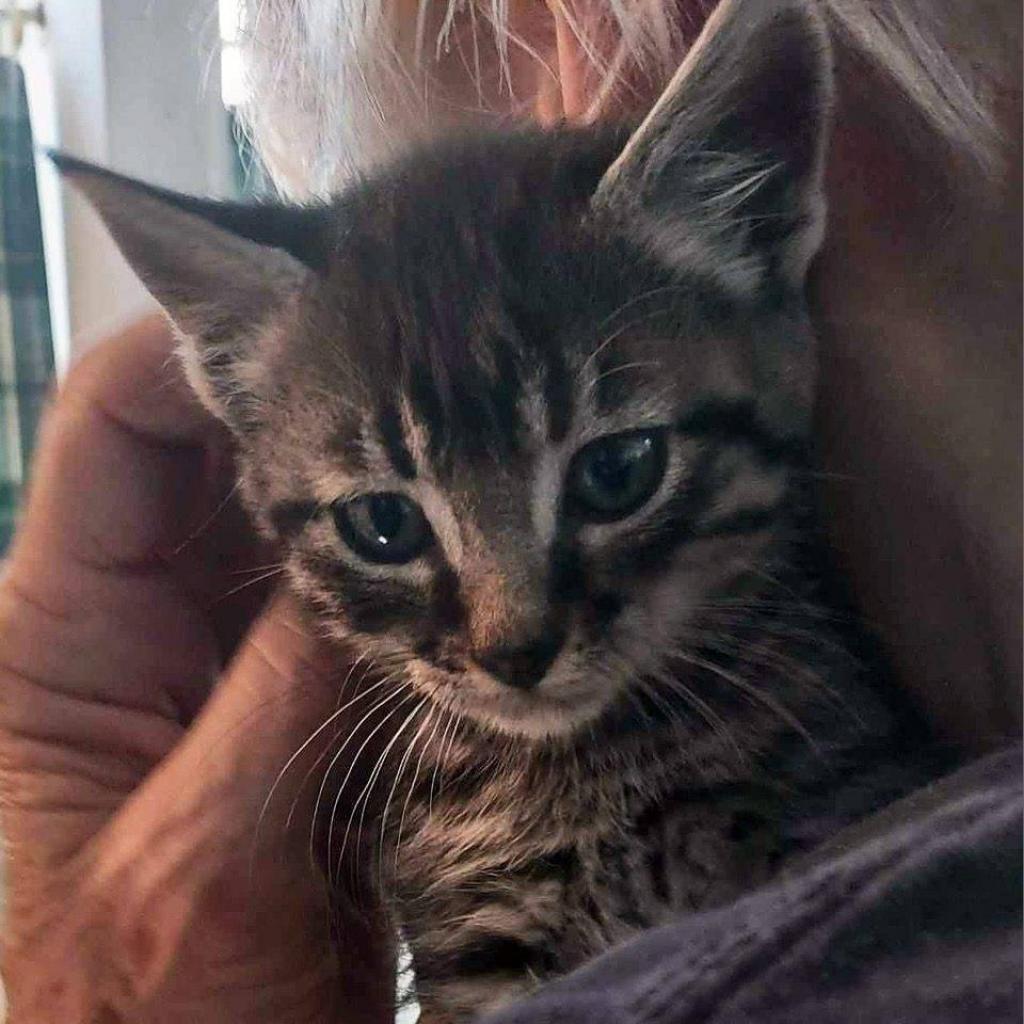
[52,153,326,432]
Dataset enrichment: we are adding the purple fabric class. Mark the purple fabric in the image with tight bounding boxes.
[485,746,1022,1024]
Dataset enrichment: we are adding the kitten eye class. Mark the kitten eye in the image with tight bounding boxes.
[333,493,432,564]
[566,430,667,522]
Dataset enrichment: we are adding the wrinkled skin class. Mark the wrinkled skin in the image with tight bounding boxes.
[0,1,1019,1021]
[0,319,392,1023]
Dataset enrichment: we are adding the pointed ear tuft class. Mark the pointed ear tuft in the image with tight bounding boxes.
[594,0,833,299]
[52,153,327,432]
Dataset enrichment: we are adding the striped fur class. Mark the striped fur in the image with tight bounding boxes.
[60,3,948,1017]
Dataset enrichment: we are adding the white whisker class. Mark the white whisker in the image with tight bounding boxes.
[646,665,745,763]
[170,480,241,556]
[429,707,459,817]
[671,647,817,750]
[215,566,287,601]
[378,702,438,889]
[281,659,383,831]
[341,695,432,888]
[229,560,287,576]
[309,672,408,863]
[587,360,661,393]
[324,686,418,884]
[394,701,449,877]
[576,305,675,388]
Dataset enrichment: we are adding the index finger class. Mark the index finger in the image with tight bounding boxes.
[10,314,224,573]
[5,316,271,709]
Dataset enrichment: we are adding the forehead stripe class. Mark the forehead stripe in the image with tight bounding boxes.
[676,397,805,465]
[543,346,572,443]
[377,402,417,479]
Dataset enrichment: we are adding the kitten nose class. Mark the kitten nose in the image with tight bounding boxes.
[475,635,563,691]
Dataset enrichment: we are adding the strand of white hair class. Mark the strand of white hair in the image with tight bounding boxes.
[234,0,1002,201]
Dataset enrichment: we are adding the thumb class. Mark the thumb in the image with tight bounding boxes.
[87,594,394,1023]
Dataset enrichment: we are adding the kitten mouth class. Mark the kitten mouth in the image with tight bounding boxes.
[412,660,614,740]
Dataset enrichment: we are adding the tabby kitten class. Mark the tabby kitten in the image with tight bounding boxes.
[60,0,939,1019]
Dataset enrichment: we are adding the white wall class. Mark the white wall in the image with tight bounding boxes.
[24,0,234,369]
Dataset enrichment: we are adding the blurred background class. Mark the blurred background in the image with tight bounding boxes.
[0,0,260,552]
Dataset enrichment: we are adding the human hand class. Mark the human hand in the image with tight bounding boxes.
[0,317,392,1023]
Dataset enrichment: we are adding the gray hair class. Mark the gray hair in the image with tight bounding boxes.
[236,0,1001,200]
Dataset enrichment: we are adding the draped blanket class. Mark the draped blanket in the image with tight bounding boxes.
[488,746,1023,1024]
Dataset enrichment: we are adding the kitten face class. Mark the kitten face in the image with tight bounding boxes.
[58,0,831,741]
[226,133,815,739]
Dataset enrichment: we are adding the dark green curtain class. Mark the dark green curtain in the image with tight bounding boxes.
[0,57,53,553]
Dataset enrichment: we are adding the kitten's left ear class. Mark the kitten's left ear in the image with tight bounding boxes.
[594,0,833,298]
[52,154,326,432]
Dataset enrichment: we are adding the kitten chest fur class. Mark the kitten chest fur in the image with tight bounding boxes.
[383,636,918,1018]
